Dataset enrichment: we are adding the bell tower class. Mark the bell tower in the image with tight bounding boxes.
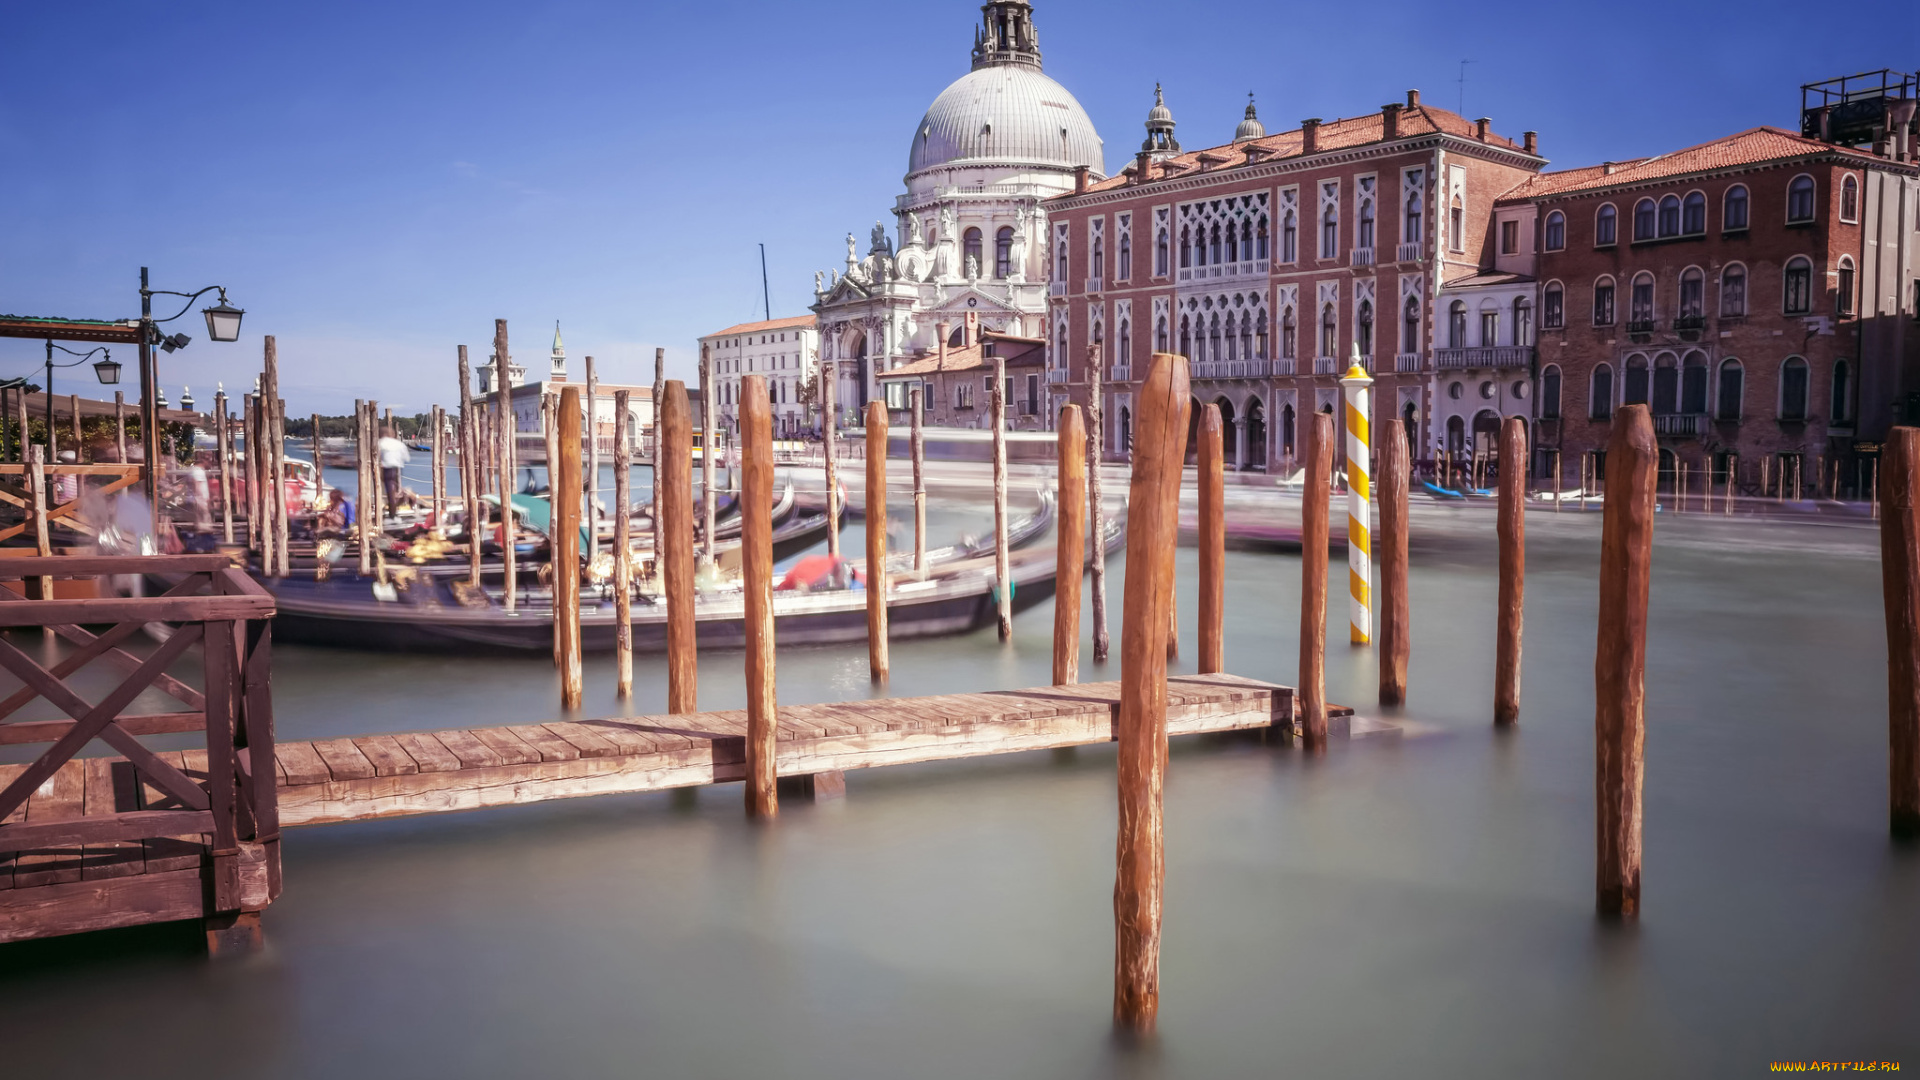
[971,1,1042,71]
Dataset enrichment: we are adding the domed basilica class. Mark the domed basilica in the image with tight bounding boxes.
[812,1,1103,415]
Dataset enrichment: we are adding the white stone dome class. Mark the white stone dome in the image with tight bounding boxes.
[908,65,1104,178]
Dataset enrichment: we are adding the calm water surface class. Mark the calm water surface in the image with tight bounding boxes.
[4,495,1917,1079]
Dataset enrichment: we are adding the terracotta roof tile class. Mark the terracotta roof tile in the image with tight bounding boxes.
[1496,127,1890,202]
[877,333,1045,379]
[704,314,816,338]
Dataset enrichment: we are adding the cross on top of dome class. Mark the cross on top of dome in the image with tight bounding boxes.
[972,1,1041,71]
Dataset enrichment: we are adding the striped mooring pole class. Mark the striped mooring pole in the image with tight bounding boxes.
[1340,352,1374,645]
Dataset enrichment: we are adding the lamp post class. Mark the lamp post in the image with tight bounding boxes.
[41,342,115,457]
[138,267,244,507]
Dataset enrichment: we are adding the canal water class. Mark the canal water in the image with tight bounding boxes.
[4,492,1917,1078]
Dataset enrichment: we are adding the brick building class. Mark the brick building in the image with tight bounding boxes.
[1504,121,1920,489]
[1044,88,1545,469]
[877,315,1047,430]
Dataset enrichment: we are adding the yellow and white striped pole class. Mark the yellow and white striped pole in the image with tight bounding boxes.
[1339,349,1374,645]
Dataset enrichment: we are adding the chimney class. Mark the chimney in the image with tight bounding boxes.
[1135,150,1152,183]
[964,311,980,346]
[1382,103,1401,140]
[936,322,950,367]
[1074,165,1090,194]
[1603,161,1618,175]
[1301,117,1321,154]
[1406,89,1421,108]
[1475,117,1491,142]
[1523,130,1538,155]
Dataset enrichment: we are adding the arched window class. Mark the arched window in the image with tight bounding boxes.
[1240,219,1254,262]
[1241,312,1255,360]
[1208,313,1223,363]
[1787,175,1817,223]
[1633,198,1657,241]
[1717,359,1744,420]
[1404,296,1421,348]
[1448,300,1467,348]
[1209,224,1223,265]
[1479,307,1499,348]
[1681,351,1709,414]
[1320,303,1338,358]
[1592,363,1614,419]
[1405,188,1423,245]
[1449,194,1464,252]
[1838,256,1856,316]
[1596,203,1618,246]
[1724,185,1749,231]
[1180,226,1192,268]
[1118,231,1132,280]
[1841,174,1859,222]
[1282,210,1297,263]
[1155,228,1169,276]
[1657,194,1681,237]
[1357,300,1374,358]
[1281,307,1297,360]
[1541,364,1562,419]
[1832,358,1852,422]
[1721,263,1747,317]
[995,226,1014,278]
[1544,210,1565,251]
[1056,232,1069,282]
[1543,282,1564,329]
[1652,353,1678,415]
[1629,272,1656,327]
[1118,319,1131,366]
[1678,267,1704,320]
[1780,356,1809,420]
[1178,315,1191,358]
[1256,312,1269,359]
[1155,315,1169,353]
[1682,191,1706,235]
[1513,297,1534,345]
[1056,321,1068,367]
[1255,216,1269,261]
[964,228,983,272]
[1321,206,1339,258]
[1092,320,1104,366]
[1218,312,1232,361]
[1621,354,1649,407]
[1092,233,1104,278]
[1784,256,1813,314]
[1358,199,1375,250]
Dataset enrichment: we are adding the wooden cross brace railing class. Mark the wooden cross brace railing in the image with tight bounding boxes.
[0,463,143,543]
[0,557,277,904]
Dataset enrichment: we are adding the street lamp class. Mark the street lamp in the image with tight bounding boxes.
[93,355,121,385]
[40,342,116,454]
[138,268,243,501]
[202,299,244,343]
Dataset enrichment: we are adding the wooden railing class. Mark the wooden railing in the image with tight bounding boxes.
[0,555,280,947]
[0,459,145,546]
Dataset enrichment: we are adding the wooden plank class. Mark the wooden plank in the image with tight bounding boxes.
[504,725,581,763]
[0,593,272,628]
[16,759,87,888]
[470,727,542,766]
[139,751,205,875]
[354,735,420,778]
[0,763,21,889]
[542,722,623,759]
[577,720,673,756]
[0,867,207,946]
[3,809,214,854]
[276,741,332,787]
[80,757,144,880]
[434,729,505,769]
[392,732,463,774]
[310,738,377,782]
[0,711,205,746]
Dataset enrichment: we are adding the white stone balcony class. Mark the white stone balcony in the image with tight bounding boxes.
[1349,247,1375,268]
[1434,346,1535,370]
[1047,369,1069,385]
[1396,242,1423,263]
[1314,356,1339,375]
[1108,364,1132,382]
[1191,360,1272,380]
[1395,352,1423,372]
[1272,358,1296,376]
[1653,413,1709,439]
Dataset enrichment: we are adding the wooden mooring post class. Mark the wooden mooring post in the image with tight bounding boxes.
[113,391,128,468]
[267,339,289,579]
[660,380,697,714]
[614,391,634,698]
[1879,426,1920,840]
[431,405,445,526]
[1496,417,1526,727]
[1300,411,1334,750]
[1087,355,1110,664]
[257,394,276,574]
[458,346,483,587]
[1198,403,1225,675]
[493,321,517,610]
[544,395,563,668]
[652,348,666,570]
[1112,352,1190,1034]
[1597,403,1656,917]
[821,353,839,561]
[244,396,260,555]
[741,375,778,819]
[910,385,927,575]
[555,387,584,710]
[1053,403,1086,686]
[701,344,719,569]
[992,353,1012,640]
[216,391,234,544]
[1379,418,1410,705]
[584,356,599,558]
[865,400,889,684]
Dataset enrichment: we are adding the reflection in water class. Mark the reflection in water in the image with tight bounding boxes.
[3,500,1919,1077]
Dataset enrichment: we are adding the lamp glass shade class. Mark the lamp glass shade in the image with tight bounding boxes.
[202,302,244,342]
[93,357,122,385]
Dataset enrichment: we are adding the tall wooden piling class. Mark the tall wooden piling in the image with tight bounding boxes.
[493,322,517,610]
[356,401,373,576]
[660,381,697,714]
[653,348,666,569]
[700,344,718,569]
[1300,411,1334,749]
[1054,404,1087,686]
[1198,403,1225,675]
[1112,352,1190,1034]
[114,392,127,470]
[1596,403,1656,917]
[741,375,778,820]
[992,354,1011,640]
[544,395,563,668]
[1879,426,1920,840]
[26,447,52,599]
[865,400,890,684]
[66,394,80,458]
[614,390,634,699]
[1087,351,1110,663]
[243,396,260,554]
[910,386,927,575]
[431,405,445,526]
[257,393,276,575]
[555,387,584,710]
[366,399,384,537]
[266,339,289,578]
[1496,417,1527,727]
[584,356,599,558]
[458,346,482,586]
[216,392,234,543]
[1379,418,1410,705]
[822,355,839,561]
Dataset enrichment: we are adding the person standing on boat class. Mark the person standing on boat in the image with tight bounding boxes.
[377,426,410,520]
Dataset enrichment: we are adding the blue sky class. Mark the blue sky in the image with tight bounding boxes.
[1,0,1912,414]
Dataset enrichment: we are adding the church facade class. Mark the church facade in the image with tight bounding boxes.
[810,0,1101,424]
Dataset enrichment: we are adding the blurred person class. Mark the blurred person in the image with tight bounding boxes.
[377,425,410,518]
